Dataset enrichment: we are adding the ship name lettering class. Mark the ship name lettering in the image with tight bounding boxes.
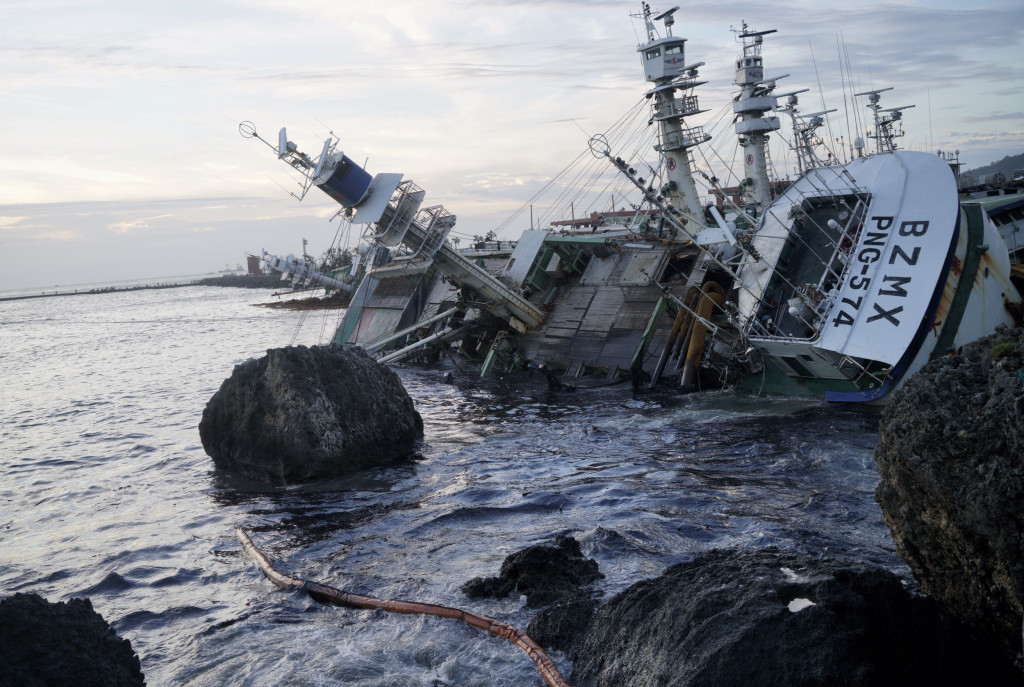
[878,275,911,298]
[829,217,921,328]
[849,275,871,290]
[870,216,894,231]
[867,303,903,326]
[898,220,929,237]
[857,247,882,263]
[832,310,856,327]
[862,231,887,247]
[889,245,921,266]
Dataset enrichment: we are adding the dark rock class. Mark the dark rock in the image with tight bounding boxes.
[255,291,350,310]
[526,595,597,654]
[875,326,1024,671]
[0,592,145,687]
[461,533,602,608]
[197,274,288,288]
[570,548,1017,687]
[200,344,423,485]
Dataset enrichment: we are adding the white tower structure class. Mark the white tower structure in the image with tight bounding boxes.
[733,23,782,210]
[637,4,709,225]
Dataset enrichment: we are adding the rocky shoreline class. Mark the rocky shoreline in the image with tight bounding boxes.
[462,537,1018,686]
[462,327,1024,685]
[195,326,1023,682]
[0,593,145,686]
[875,325,1024,672]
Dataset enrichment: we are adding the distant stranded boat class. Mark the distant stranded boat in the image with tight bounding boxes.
[243,4,1022,403]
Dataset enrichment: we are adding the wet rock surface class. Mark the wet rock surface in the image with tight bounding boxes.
[200,344,423,485]
[462,534,603,655]
[0,593,145,687]
[875,326,1024,671]
[569,548,1016,687]
[462,533,602,609]
[526,595,598,654]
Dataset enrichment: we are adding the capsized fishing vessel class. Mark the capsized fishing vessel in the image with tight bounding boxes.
[241,4,1022,403]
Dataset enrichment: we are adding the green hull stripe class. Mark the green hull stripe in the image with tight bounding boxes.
[930,206,984,360]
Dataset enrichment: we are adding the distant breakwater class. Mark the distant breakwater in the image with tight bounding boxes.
[0,274,287,302]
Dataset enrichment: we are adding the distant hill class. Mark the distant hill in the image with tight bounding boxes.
[961,152,1024,185]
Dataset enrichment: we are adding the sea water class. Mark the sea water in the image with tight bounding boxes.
[0,285,902,685]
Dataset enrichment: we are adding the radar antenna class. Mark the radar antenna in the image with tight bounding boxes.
[653,6,679,35]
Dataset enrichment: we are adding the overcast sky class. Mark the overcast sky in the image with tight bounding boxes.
[2,0,1022,291]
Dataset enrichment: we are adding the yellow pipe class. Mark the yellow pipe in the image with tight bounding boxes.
[670,289,701,368]
[680,282,725,389]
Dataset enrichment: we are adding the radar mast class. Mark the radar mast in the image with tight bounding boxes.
[854,88,915,154]
[732,22,783,211]
[635,3,709,224]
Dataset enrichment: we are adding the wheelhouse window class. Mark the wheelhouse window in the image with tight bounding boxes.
[664,45,682,55]
[646,48,661,60]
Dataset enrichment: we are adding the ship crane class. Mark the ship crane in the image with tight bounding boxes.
[854,88,915,154]
[239,121,546,332]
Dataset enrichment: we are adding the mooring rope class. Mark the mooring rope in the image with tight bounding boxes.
[236,528,571,687]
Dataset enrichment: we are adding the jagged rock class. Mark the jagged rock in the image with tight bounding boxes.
[570,548,1016,687]
[200,344,423,485]
[0,593,145,687]
[526,595,597,654]
[875,326,1024,671]
[462,534,602,608]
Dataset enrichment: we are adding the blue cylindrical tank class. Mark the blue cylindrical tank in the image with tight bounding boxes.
[316,154,373,206]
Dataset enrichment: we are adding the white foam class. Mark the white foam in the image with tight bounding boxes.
[788,598,815,613]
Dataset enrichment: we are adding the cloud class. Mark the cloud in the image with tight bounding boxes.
[0,216,30,230]
[959,112,1024,124]
[35,230,82,241]
[108,214,173,234]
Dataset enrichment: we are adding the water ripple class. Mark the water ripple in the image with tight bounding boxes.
[0,286,898,686]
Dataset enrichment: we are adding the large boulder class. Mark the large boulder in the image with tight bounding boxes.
[0,593,145,687]
[200,344,423,485]
[569,548,1015,687]
[875,326,1024,671]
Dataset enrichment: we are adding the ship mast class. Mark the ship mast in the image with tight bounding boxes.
[733,23,783,211]
[773,89,838,175]
[854,87,915,154]
[637,4,709,225]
